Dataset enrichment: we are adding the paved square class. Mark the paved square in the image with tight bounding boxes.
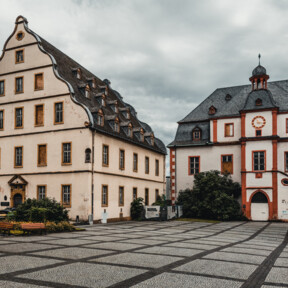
[0,221,287,287]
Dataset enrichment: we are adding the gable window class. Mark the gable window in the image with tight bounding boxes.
[16,31,24,41]
[155,159,159,176]
[15,50,24,64]
[255,98,262,106]
[15,76,23,93]
[102,145,109,166]
[253,151,265,171]
[133,187,137,201]
[189,156,200,175]
[62,185,71,208]
[62,143,72,165]
[225,123,234,137]
[37,185,46,200]
[221,155,233,174]
[35,104,44,126]
[54,102,63,124]
[145,156,149,174]
[0,110,4,130]
[192,128,201,140]
[145,188,149,205]
[38,144,47,167]
[0,80,4,96]
[208,105,216,115]
[256,129,262,137]
[133,153,138,172]
[85,148,91,163]
[102,185,108,207]
[14,146,23,167]
[35,73,44,90]
[119,149,125,170]
[15,107,23,128]
[225,94,232,101]
[119,186,124,206]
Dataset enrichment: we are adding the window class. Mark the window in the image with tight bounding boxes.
[133,153,138,172]
[15,107,23,128]
[286,119,288,133]
[34,73,44,90]
[97,111,104,126]
[140,131,144,142]
[77,68,82,79]
[102,185,108,207]
[123,111,130,119]
[145,188,149,205]
[256,129,262,137]
[14,146,23,167]
[102,145,109,166]
[285,152,288,172]
[221,155,233,174]
[62,143,72,165]
[119,149,125,170]
[15,49,24,63]
[15,77,23,93]
[145,157,149,174]
[85,148,91,163]
[85,86,90,99]
[38,144,47,166]
[189,156,200,175]
[155,189,159,201]
[119,186,124,206]
[0,110,4,130]
[255,98,262,106]
[16,31,24,41]
[128,125,133,138]
[225,123,234,137]
[133,187,137,201]
[0,80,4,96]
[155,159,159,176]
[114,120,119,132]
[62,185,71,207]
[253,151,266,171]
[192,128,201,140]
[208,105,216,115]
[54,102,63,124]
[35,104,44,126]
[101,97,105,106]
[111,105,118,113]
[37,186,46,200]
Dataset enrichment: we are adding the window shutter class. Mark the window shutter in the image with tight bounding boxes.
[225,124,230,136]
[38,145,46,165]
[35,74,43,90]
[36,105,43,125]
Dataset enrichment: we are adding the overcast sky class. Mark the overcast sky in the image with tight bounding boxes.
[1,0,288,150]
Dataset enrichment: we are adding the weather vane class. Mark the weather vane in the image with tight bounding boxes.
[258,53,261,65]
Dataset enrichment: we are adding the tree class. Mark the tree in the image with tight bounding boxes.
[130,197,144,220]
[177,170,241,220]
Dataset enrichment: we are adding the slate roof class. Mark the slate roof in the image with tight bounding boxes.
[169,71,288,147]
[18,18,166,155]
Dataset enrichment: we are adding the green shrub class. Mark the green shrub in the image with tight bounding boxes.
[130,197,144,220]
[15,198,69,223]
[45,221,75,232]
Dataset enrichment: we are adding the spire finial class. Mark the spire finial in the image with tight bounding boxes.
[258,53,261,65]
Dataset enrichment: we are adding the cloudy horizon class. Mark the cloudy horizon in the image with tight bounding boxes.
[1,0,288,155]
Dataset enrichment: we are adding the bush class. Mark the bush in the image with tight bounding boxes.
[45,221,75,232]
[152,194,168,207]
[15,198,69,223]
[177,170,241,221]
[130,197,144,220]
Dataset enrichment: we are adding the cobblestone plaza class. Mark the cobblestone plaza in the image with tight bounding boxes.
[0,221,287,287]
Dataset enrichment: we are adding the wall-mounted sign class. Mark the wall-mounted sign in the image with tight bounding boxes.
[252,116,266,129]
[1,202,9,206]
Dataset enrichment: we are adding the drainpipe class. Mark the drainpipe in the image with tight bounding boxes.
[91,128,95,223]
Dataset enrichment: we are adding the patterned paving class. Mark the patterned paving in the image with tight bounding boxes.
[0,221,287,288]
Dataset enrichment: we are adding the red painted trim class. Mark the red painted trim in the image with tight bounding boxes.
[214,141,240,146]
[252,150,266,172]
[241,113,246,138]
[272,110,277,136]
[221,154,233,175]
[224,123,234,137]
[241,142,246,217]
[286,118,288,134]
[213,119,217,142]
[246,186,273,189]
[188,156,200,175]
[272,140,278,219]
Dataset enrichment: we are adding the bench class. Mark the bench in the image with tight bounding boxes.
[0,222,14,235]
[21,223,46,235]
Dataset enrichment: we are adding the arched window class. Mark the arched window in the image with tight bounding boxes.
[255,98,262,106]
[85,148,91,163]
[192,128,201,141]
[208,106,217,115]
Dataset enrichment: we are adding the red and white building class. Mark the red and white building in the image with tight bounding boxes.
[168,59,288,221]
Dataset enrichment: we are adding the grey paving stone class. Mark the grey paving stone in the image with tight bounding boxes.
[30,247,113,260]
[261,286,287,288]
[6,236,59,242]
[265,267,288,284]
[120,239,168,245]
[104,233,144,239]
[0,280,47,288]
[204,251,265,264]
[222,247,272,256]
[165,242,219,250]
[131,272,243,288]
[279,251,288,258]
[274,258,288,267]
[136,246,203,257]
[0,255,62,274]
[84,242,144,251]
[0,243,58,253]
[41,238,97,246]
[20,262,146,287]
[175,259,257,280]
[234,244,274,251]
[92,252,182,268]
[80,235,126,241]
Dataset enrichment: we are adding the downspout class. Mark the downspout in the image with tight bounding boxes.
[91,128,95,223]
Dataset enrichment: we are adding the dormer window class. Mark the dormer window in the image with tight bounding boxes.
[97,110,104,126]
[92,78,97,89]
[77,68,82,80]
[255,98,262,106]
[111,105,118,113]
[114,118,120,132]
[123,111,130,119]
[192,128,201,140]
[140,129,144,142]
[101,96,106,106]
[151,134,154,146]
[225,94,232,101]
[127,124,133,138]
[85,85,91,99]
[208,106,216,115]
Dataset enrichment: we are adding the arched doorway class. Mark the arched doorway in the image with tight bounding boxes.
[251,192,269,221]
[13,193,23,207]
